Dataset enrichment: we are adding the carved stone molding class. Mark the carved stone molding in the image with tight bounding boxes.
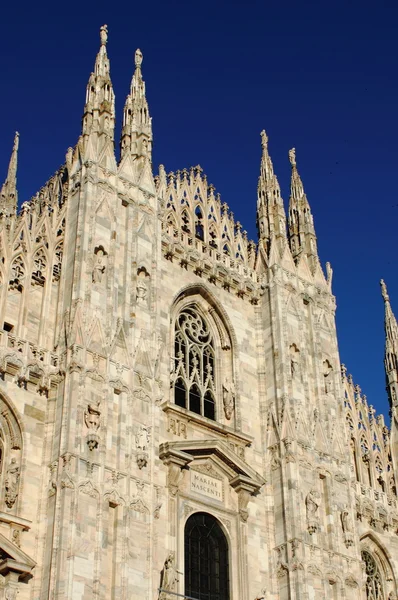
[159,444,192,496]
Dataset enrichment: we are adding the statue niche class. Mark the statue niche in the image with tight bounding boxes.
[92,245,108,284]
[136,266,150,304]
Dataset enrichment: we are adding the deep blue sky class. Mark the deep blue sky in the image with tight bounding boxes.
[1,0,397,420]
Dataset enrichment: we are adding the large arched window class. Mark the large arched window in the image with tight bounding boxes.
[362,550,385,599]
[173,307,216,420]
[185,512,229,600]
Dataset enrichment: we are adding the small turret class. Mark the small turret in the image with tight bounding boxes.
[256,130,286,253]
[120,49,152,163]
[82,25,115,146]
[288,148,319,273]
[0,131,19,216]
[381,279,398,409]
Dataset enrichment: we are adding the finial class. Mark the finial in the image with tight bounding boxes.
[135,49,143,67]
[260,130,268,149]
[14,131,20,147]
[289,148,296,166]
[381,279,389,302]
[100,25,108,46]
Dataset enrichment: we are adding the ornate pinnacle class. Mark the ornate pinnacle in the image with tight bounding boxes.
[135,49,143,67]
[100,25,108,46]
[288,148,296,166]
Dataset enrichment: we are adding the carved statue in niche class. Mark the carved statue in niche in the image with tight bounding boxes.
[159,552,179,599]
[289,344,300,379]
[136,425,150,469]
[136,425,150,451]
[5,458,20,508]
[92,246,107,283]
[84,403,101,451]
[136,267,150,303]
[222,378,235,420]
[341,507,354,547]
[323,359,333,394]
[305,489,320,534]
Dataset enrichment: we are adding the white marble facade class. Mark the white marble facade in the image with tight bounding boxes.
[0,25,397,600]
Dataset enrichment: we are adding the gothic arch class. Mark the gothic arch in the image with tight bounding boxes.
[183,511,230,600]
[360,533,398,599]
[170,284,240,425]
[171,283,238,353]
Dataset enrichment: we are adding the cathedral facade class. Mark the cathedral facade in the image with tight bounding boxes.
[0,25,397,600]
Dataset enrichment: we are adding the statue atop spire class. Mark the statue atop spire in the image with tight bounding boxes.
[120,48,153,163]
[82,25,115,146]
[0,131,19,216]
[381,279,389,302]
[260,130,268,149]
[100,24,108,46]
[135,48,143,67]
[287,147,319,272]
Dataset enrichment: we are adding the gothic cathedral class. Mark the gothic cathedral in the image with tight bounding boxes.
[0,25,397,600]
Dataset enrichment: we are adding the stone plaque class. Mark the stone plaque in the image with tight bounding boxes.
[190,470,223,501]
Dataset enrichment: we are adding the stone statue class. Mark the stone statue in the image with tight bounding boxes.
[84,403,101,431]
[136,277,148,302]
[222,378,235,420]
[136,425,150,451]
[341,508,353,533]
[305,489,320,534]
[135,48,143,67]
[84,403,101,451]
[92,249,106,283]
[136,425,150,469]
[100,24,108,46]
[5,458,20,508]
[288,148,296,166]
[160,552,178,599]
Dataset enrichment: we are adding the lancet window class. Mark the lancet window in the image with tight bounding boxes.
[173,307,216,420]
[362,551,385,600]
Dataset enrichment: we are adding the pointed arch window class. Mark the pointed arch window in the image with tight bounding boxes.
[173,307,216,420]
[185,512,230,600]
[362,550,385,599]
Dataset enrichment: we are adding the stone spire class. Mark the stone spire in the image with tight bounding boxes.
[256,130,286,253]
[82,25,115,145]
[0,131,19,216]
[120,49,153,163]
[287,148,319,273]
[381,279,398,409]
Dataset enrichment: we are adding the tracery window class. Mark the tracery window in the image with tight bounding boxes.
[173,307,216,420]
[362,550,385,600]
[185,512,229,600]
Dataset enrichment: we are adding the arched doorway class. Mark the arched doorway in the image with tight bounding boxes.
[185,512,230,600]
